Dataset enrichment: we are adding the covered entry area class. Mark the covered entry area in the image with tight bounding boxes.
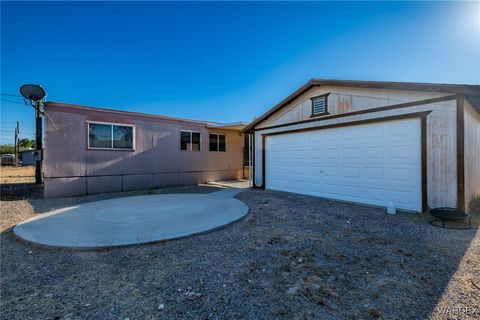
[264,118,423,212]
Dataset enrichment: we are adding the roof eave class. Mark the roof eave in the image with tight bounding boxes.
[242,79,480,132]
[45,101,218,125]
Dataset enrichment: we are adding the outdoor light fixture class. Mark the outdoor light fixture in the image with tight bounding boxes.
[19,84,47,185]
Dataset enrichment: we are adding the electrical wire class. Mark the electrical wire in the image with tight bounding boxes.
[0,93,22,98]
[0,98,28,106]
[44,111,61,131]
[0,130,36,134]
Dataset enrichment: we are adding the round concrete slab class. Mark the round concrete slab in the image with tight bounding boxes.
[13,190,248,248]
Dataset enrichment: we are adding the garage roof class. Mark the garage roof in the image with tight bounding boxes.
[243,79,480,132]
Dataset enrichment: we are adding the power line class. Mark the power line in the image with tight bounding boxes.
[0,98,28,106]
[0,129,36,134]
[0,93,22,98]
[1,134,36,137]
[1,121,24,124]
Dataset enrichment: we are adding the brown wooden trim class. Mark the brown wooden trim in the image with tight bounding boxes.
[242,79,318,132]
[252,133,257,188]
[264,111,431,137]
[254,94,457,132]
[261,135,266,189]
[306,79,480,94]
[310,92,330,118]
[261,111,431,212]
[456,95,465,210]
[421,116,428,212]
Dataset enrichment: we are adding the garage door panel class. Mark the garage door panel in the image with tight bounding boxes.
[321,147,340,160]
[363,125,384,139]
[322,166,339,177]
[361,146,384,161]
[387,120,417,137]
[362,167,384,180]
[342,148,360,161]
[386,145,419,161]
[343,166,360,178]
[321,130,339,143]
[363,187,385,201]
[265,119,422,212]
[343,185,362,197]
[387,167,415,182]
[342,126,362,140]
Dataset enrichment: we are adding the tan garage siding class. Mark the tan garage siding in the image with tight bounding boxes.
[464,99,480,210]
[44,104,244,198]
[254,88,458,210]
[256,86,450,129]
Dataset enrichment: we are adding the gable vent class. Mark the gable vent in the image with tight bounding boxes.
[312,97,326,115]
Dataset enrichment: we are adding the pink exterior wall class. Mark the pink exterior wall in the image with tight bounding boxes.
[43,104,244,198]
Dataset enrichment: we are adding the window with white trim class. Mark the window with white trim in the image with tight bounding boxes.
[180,130,201,151]
[209,133,226,152]
[311,94,329,117]
[88,122,134,150]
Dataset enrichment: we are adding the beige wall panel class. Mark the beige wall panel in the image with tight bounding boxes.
[178,172,202,186]
[44,111,87,177]
[464,100,480,209]
[257,86,449,129]
[152,173,179,188]
[44,177,87,198]
[123,174,154,191]
[86,176,123,194]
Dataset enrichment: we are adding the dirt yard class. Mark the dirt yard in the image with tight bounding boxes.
[0,166,35,184]
[1,188,479,320]
[0,166,41,200]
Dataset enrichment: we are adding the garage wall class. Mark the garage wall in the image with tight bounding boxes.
[254,87,458,209]
[44,105,244,198]
[257,86,449,129]
[464,99,480,210]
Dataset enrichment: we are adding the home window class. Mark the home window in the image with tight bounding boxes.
[311,93,329,117]
[209,133,226,152]
[88,122,134,150]
[180,130,201,151]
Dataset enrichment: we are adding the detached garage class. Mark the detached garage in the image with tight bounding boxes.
[244,79,480,213]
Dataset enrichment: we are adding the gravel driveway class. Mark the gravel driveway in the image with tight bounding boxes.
[1,187,479,320]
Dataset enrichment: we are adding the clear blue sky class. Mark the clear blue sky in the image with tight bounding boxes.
[1,1,479,144]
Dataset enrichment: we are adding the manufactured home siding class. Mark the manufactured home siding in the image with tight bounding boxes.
[44,105,244,198]
[464,99,480,210]
[254,86,458,209]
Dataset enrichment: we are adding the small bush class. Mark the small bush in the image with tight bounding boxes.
[469,195,480,224]
[469,195,480,213]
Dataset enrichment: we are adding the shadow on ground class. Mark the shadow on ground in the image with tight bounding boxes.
[0,182,43,201]
[1,188,478,319]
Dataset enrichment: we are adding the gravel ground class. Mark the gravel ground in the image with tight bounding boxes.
[1,188,479,320]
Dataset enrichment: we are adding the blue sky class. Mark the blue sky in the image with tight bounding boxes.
[1,1,479,144]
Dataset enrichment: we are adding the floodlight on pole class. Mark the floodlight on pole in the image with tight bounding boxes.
[20,84,47,185]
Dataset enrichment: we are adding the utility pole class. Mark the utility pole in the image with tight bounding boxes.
[35,100,43,184]
[14,121,19,165]
[19,84,46,185]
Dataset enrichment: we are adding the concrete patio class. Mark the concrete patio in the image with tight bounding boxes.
[13,188,248,248]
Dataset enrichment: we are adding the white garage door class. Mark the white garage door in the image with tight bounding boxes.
[265,119,422,212]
